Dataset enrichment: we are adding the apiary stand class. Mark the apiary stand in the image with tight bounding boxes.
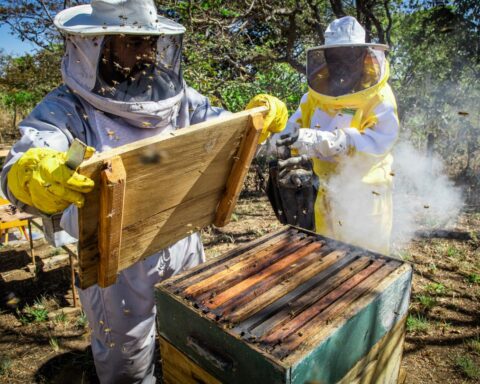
[156,227,412,384]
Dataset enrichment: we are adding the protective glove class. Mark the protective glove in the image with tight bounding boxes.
[277,155,313,189]
[277,128,349,158]
[8,147,95,215]
[246,94,288,143]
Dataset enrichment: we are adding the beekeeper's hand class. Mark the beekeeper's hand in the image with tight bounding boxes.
[246,94,288,143]
[277,155,313,189]
[8,147,95,215]
[278,128,349,158]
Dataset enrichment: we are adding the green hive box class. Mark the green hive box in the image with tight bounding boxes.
[155,227,412,383]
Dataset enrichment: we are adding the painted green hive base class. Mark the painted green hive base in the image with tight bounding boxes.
[155,227,412,383]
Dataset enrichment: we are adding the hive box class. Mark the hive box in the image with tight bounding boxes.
[156,227,412,383]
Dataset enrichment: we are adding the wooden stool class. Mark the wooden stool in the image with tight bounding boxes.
[0,198,35,272]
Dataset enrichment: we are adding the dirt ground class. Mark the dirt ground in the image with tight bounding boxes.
[0,193,479,383]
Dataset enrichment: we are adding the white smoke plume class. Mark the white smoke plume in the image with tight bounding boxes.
[324,141,463,254]
[390,141,464,247]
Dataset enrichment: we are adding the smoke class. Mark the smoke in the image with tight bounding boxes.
[324,141,463,254]
[390,141,464,247]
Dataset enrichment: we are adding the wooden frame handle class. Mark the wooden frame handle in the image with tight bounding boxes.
[214,112,264,227]
[98,156,126,287]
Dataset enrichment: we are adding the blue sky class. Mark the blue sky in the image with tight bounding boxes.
[0,24,38,56]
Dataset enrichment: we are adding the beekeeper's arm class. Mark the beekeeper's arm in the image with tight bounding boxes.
[290,98,399,158]
[1,88,94,216]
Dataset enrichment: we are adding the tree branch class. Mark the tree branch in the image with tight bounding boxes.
[359,0,386,43]
[383,0,393,47]
[329,0,346,18]
[305,0,325,41]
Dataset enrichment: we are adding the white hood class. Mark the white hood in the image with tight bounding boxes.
[61,34,184,129]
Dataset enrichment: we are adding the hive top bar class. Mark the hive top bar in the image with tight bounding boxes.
[158,226,410,363]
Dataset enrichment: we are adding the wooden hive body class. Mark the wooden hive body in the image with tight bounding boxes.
[156,227,412,383]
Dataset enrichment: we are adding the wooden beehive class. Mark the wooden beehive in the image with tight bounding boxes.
[156,227,412,384]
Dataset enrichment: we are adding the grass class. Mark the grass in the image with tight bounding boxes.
[467,273,480,284]
[425,282,447,295]
[0,355,11,376]
[427,262,438,274]
[416,294,437,310]
[467,336,480,354]
[54,311,68,324]
[406,314,430,333]
[446,245,466,260]
[76,311,88,329]
[455,355,480,380]
[393,250,412,261]
[49,248,64,257]
[17,297,49,324]
[49,337,60,353]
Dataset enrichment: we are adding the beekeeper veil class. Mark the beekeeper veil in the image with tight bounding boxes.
[306,16,389,97]
[54,0,185,129]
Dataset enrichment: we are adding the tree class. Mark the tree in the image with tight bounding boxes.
[0,47,62,140]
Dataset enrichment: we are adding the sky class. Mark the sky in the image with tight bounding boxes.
[0,24,38,56]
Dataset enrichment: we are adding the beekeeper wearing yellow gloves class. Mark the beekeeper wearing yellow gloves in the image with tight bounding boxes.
[276,16,399,253]
[1,1,286,382]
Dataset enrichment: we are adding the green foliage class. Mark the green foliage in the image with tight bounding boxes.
[389,3,480,202]
[455,355,480,380]
[406,313,430,333]
[467,273,480,284]
[395,250,413,261]
[54,311,68,324]
[446,245,463,259]
[467,336,480,354]
[49,337,60,352]
[428,262,438,274]
[215,63,305,113]
[17,297,49,324]
[425,282,447,294]
[0,1,478,200]
[0,355,11,376]
[49,248,64,257]
[76,311,88,329]
[416,294,437,310]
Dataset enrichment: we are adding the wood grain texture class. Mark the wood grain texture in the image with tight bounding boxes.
[224,249,347,323]
[214,113,263,227]
[77,107,267,288]
[204,241,324,310]
[274,262,399,359]
[173,229,298,292]
[160,337,221,384]
[337,315,406,384]
[261,259,386,345]
[156,227,412,383]
[184,235,314,299]
[282,261,409,365]
[98,156,126,288]
[246,255,372,338]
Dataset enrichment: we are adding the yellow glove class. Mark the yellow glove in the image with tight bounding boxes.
[8,147,95,215]
[246,94,288,143]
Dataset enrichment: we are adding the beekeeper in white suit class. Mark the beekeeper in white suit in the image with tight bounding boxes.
[275,16,399,254]
[1,1,287,382]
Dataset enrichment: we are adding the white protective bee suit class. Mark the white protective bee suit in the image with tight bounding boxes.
[1,1,228,382]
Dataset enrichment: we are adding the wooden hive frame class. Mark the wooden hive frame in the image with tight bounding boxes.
[77,107,267,288]
[156,227,412,383]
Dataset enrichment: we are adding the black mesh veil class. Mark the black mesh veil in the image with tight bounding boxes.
[306,46,386,97]
[93,33,183,102]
